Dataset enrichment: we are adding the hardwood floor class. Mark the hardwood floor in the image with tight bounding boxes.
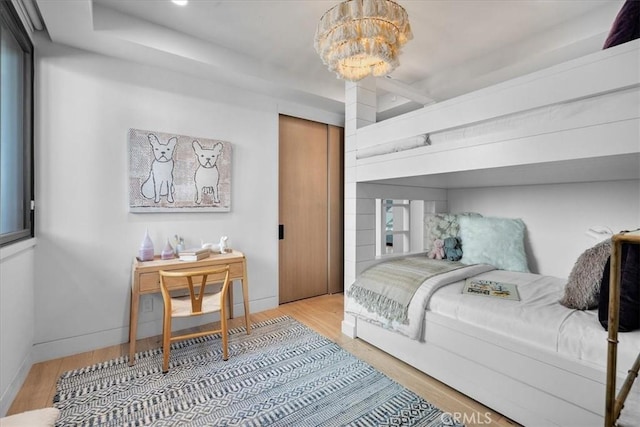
[9,293,517,426]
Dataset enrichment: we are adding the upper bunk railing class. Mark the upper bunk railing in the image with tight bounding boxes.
[352,40,640,184]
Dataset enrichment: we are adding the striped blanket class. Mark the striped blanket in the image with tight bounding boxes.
[347,256,466,325]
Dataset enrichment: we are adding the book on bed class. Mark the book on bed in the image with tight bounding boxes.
[463,278,520,301]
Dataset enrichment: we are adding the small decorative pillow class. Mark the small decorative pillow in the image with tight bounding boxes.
[0,408,60,427]
[458,216,529,273]
[424,212,481,254]
[603,0,640,49]
[598,240,639,332]
[559,239,611,310]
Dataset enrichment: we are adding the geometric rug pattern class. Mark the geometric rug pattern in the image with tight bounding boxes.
[54,316,462,426]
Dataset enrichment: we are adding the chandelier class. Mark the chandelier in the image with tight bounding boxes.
[314,0,413,82]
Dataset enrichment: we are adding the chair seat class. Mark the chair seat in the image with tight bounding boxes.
[170,291,223,317]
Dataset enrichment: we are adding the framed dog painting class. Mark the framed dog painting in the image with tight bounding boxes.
[128,128,231,212]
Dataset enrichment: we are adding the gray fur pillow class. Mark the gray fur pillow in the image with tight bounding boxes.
[560,239,612,310]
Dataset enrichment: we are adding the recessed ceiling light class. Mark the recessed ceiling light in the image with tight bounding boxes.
[172,0,188,6]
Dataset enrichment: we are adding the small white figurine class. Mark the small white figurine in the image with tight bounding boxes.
[219,236,228,253]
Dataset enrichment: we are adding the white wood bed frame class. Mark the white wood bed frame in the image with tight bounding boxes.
[342,40,640,426]
[354,312,610,426]
[354,40,639,187]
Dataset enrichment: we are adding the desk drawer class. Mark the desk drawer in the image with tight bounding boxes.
[138,261,243,293]
[139,273,160,293]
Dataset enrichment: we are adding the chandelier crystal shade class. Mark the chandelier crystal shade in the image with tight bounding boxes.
[314,0,413,81]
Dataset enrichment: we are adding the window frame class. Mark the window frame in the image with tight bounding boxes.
[0,0,34,247]
[377,199,411,256]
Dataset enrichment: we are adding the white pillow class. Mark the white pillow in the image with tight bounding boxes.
[0,408,60,427]
[423,212,482,252]
[459,216,529,272]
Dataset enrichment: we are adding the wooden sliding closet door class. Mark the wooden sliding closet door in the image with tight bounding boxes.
[279,115,343,304]
[327,125,344,295]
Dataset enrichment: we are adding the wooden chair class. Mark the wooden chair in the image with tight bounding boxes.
[159,266,231,373]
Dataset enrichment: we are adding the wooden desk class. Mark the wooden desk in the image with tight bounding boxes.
[129,249,250,365]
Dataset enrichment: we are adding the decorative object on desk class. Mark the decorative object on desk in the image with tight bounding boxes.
[137,229,154,261]
[201,239,221,253]
[219,236,228,253]
[463,278,521,301]
[161,239,175,260]
[174,234,184,254]
[128,128,232,212]
[54,316,460,427]
[179,247,210,262]
[201,240,214,251]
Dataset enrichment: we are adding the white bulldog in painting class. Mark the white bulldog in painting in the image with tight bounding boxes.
[141,134,176,203]
[192,140,223,204]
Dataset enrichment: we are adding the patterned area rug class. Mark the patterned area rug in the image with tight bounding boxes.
[54,316,461,426]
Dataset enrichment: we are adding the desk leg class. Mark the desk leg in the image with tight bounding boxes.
[242,261,251,334]
[129,289,140,366]
[228,282,234,319]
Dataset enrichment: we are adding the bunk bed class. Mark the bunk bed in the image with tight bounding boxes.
[346,254,640,426]
[344,40,640,426]
[354,40,640,187]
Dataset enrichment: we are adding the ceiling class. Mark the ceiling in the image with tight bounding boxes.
[33,0,624,120]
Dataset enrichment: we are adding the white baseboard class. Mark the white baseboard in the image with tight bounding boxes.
[32,326,129,363]
[0,351,33,417]
[32,296,279,364]
[341,313,357,338]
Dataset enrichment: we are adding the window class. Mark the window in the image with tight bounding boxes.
[0,1,34,246]
[375,198,427,256]
[377,199,410,255]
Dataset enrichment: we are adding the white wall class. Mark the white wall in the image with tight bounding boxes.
[448,180,640,278]
[0,34,342,413]
[0,3,38,414]
[29,35,340,363]
[0,240,36,416]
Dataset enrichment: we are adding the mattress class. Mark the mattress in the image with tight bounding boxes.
[428,269,640,373]
[428,269,640,425]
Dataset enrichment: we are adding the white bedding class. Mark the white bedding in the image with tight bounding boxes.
[347,264,640,372]
[428,270,640,426]
[429,269,640,375]
[430,270,573,350]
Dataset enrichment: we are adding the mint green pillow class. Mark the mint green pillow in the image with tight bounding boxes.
[459,216,529,272]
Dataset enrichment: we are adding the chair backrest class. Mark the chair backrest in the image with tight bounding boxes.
[159,266,230,315]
